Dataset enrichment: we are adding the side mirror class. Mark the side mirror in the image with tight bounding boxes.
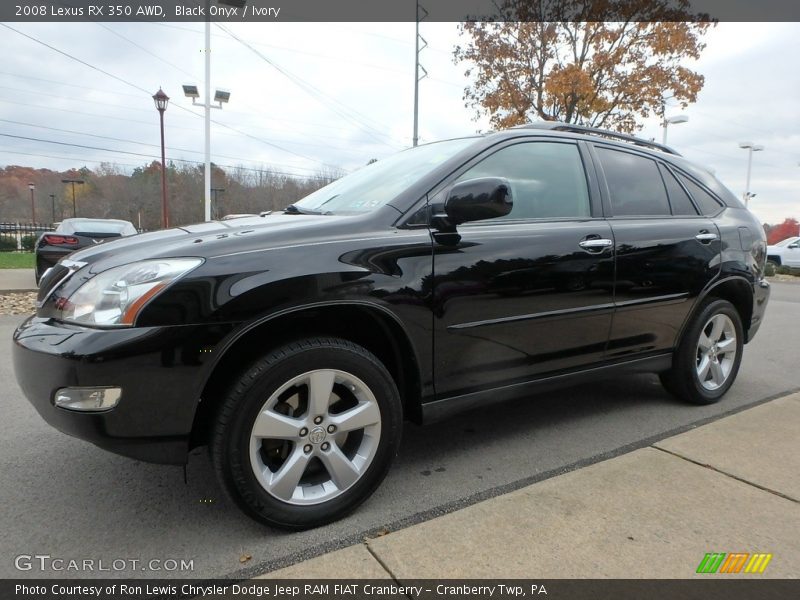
[441,177,513,226]
[789,243,799,249]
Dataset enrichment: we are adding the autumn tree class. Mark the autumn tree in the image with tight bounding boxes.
[765,218,800,245]
[454,0,712,132]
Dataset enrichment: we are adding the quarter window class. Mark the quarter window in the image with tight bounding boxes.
[678,174,723,216]
[456,142,591,220]
[659,165,699,216]
[596,147,671,216]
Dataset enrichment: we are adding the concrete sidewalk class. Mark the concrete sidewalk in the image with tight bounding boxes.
[0,269,36,292]
[261,393,800,579]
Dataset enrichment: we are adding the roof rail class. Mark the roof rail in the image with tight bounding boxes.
[512,122,681,156]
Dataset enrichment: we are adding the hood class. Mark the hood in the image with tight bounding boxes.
[68,212,374,274]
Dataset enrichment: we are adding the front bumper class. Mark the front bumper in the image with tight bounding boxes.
[12,317,229,464]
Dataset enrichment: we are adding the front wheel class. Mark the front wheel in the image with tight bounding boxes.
[211,337,402,530]
[660,299,744,405]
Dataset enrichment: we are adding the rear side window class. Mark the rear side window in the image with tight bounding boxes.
[456,141,590,220]
[596,147,670,216]
[678,175,724,216]
[659,165,699,216]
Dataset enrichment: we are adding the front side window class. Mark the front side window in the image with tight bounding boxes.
[456,142,591,220]
[596,147,671,217]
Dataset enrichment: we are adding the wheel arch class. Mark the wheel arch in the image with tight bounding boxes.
[190,301,423,448]
[679,276,754,346]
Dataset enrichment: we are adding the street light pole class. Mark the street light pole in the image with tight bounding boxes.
[183,0,243,222]
[204,3,212,222]
[662,114,688,146]
[61,178,84,217]
[153,88,170,228]
[28,182,36,223]
[739,141,764,208]
[210,187,225,220]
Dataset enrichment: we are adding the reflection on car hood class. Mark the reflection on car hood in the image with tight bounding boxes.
[67,212,368,274]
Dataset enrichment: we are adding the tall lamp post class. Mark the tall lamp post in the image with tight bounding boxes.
[210,187,225,220]
[183,0,243,223]
[49,194,56,223]
[61,178,84,217]
[662,114,688,145]
[28,183,36,223]
[738,141,764,208]
[153,88,170,229]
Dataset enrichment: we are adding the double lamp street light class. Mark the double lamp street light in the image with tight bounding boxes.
[153,1,244,229]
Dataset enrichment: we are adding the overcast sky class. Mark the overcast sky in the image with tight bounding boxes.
[0,20,797,225]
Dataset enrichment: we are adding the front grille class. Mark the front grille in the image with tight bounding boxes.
[37,264,70,303]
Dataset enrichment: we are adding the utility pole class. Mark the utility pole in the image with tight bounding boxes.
[61,178,84,218]
[49,194,56,223]
[413,0,428,147]
[28,183,36,223]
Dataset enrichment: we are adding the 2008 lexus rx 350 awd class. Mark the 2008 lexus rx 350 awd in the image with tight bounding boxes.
[13,123,770,529]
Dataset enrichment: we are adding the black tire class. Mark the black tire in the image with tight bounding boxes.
[659,298,744,405]
[211,337,402,530]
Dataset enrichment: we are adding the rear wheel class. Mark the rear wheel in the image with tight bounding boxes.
[211,337,402,529]
[660,299,743,405]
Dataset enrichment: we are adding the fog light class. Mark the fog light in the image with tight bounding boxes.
[54,387,121,412]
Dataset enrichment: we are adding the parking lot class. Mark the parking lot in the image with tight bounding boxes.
[1,282,798,580]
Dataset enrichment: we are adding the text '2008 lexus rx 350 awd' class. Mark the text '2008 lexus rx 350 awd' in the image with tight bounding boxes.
[13,123,770,529]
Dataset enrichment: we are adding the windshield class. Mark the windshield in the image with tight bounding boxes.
[292,137,477,214]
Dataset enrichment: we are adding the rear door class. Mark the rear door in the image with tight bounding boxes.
[591,145,721,358]
[431,138,616,399]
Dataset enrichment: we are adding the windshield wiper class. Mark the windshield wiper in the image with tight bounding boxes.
[284,204,334,216]
[284,204,322,215]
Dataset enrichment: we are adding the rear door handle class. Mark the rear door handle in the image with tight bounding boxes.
[578,238,613,252]
[695,232,719,243]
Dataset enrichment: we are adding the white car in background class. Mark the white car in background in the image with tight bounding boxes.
[767,236,800,269]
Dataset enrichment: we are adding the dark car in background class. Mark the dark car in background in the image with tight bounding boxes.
[14,123,770,529]
[35,218,138,283]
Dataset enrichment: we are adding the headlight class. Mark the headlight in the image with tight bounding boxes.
[61,258,203,327]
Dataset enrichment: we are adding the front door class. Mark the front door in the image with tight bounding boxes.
[431,140,615,399]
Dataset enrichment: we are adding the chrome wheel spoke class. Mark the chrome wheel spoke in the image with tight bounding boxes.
[308,370,336,417]
[252,410,303,440]
[330,401,381,433]
[709,359,725,386]
[268,448,310,501]
[698,332,713,352]
[697,355,711,381]
[716,337,736,354]
[320,445,361,490]
[708,315,725,342]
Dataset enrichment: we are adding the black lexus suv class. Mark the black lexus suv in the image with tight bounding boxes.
[13,123,770,529]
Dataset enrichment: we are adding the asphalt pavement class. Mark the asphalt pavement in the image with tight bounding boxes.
[1,282,798,579]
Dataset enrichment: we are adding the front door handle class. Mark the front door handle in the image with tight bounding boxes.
[695,232,719,243]
[578,238,613,252]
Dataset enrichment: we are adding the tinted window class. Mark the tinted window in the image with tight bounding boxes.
[457,142,590,220]
[659,165,699,216]
[596,148,670,216]
[678,175,723,215]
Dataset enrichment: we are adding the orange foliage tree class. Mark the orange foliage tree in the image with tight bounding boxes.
[766,218,800,245]
[454,0,712,132]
